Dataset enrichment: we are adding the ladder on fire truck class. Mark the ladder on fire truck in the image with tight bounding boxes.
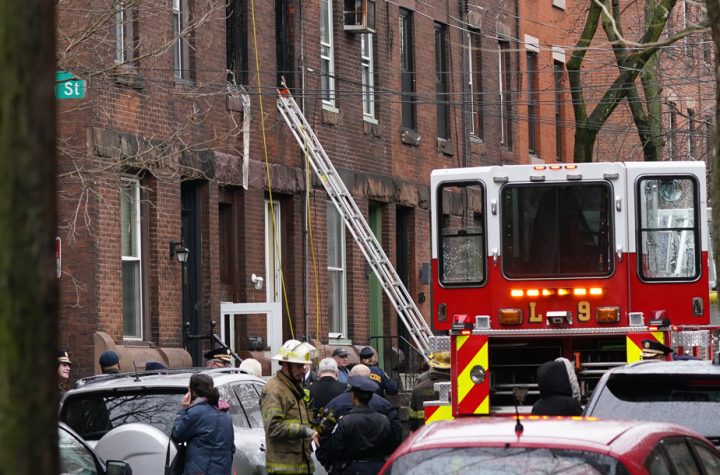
[276,85,434,361]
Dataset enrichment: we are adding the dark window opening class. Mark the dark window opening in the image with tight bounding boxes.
[435,22,449,140]
[400,8,416,130]
[501,183,613,278]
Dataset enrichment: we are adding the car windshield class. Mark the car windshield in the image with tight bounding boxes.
[588,374,720,440]
[385,447,630,475]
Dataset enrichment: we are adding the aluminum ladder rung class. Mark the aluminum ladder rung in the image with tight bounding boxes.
[277,86,433,361]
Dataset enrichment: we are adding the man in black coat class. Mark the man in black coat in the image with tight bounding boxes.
[320,376,397,475]
[531,357,583,416]
[323,364,403,445]
[309,357,348,411]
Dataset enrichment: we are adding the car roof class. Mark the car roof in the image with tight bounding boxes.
[66,368,264,395]
[605,359,720,375]
[401,417,702,454]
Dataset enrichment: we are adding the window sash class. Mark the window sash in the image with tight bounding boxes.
[554,62,565,161]
[361,33,375,119]
[400,9,416,130]
[469,31,484,140]
[115,3,126,63]
[527,52,538,155]
[320,0,335,105]
[498,41,512,147]
[326,205,346,336]
[121,179,143,340]
[435,23,449,140]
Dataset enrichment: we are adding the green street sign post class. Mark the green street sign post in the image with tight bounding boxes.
[56,71,86,99]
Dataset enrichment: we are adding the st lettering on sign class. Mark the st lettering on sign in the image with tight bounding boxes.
[56,71,86,99]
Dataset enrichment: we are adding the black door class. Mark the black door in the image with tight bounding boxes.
[182,182,203,365]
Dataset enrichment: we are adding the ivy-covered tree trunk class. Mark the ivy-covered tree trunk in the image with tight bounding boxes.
[0,1,58,473]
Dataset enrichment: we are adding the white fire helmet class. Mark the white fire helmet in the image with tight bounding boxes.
[272,339,317,364]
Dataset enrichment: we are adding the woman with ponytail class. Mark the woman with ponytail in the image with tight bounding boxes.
[172,373,235,474]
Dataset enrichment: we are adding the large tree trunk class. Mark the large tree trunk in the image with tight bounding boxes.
[569,0,678,162]
[707,0,720,311]
[0,1,58,473]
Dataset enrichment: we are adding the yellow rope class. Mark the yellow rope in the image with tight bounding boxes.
[250,0,294,338]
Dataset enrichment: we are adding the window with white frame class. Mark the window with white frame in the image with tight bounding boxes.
[327,204,347,338]
[321,0,336,107]
[361,33,376,120]
[121,178,143,340]
[469,29,484,140]
[115,0,137,65]
[173,0,191,80]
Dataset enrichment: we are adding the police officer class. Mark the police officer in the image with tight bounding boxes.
[408,351,451,431]
[318,363,403,452]
[58,350,72,396]
[358,346,398,398]
[260,339,319,475]
[323,376,395,475]
[641,339,674,360]
[98,350,120,374]
[205,347,233,368]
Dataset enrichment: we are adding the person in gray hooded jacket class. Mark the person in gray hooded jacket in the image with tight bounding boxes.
[531,357,583,416]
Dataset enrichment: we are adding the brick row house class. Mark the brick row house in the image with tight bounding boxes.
[56,0,710,381]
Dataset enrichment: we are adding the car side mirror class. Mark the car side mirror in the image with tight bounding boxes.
[106,460,133,475]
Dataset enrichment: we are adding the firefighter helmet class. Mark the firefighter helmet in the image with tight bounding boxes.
[428,351,451,369]
[272,339,317,364]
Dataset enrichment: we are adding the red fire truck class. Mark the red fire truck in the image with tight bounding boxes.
[427,161,716,420]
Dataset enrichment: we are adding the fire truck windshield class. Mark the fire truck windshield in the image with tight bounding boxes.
[501,183,612,278]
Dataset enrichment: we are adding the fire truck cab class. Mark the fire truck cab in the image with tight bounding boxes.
[429,161,713,416]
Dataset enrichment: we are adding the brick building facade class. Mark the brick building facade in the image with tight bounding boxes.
[55,0,711,380]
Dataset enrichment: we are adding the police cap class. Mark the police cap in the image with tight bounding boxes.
[359,346,375,359]
[58,350,72,365]
[348,375,379,393]
[641,339,673,358]
[204,347,232,363]
[144,361,167,371]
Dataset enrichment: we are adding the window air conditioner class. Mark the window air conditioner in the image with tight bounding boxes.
[344,0,376,34]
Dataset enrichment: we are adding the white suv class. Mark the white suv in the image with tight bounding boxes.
[59,368,266,475]
[584,359,720,447]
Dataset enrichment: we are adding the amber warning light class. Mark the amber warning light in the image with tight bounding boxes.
[510,287,604,297]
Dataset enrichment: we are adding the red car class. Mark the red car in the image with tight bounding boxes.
[379,417,720,475]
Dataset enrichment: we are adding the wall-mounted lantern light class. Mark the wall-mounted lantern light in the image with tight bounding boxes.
[170,240,190,263]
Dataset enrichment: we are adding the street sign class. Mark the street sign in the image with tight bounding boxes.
[56,71,86,99]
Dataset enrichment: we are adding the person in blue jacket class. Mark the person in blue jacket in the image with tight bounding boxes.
[359,346,398,398]
[172,373,235,475]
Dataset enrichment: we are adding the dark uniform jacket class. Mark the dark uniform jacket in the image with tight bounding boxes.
[321,405,396,475]
[324,391,403,446]
[408,368,450,430]
[260,371,316,474]
[368,365,398,398]
[309,376,348,411]
[531,359,583,416]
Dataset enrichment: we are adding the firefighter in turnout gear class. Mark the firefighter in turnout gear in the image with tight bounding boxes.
[260,339,320,475]
[408,352,451,430]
